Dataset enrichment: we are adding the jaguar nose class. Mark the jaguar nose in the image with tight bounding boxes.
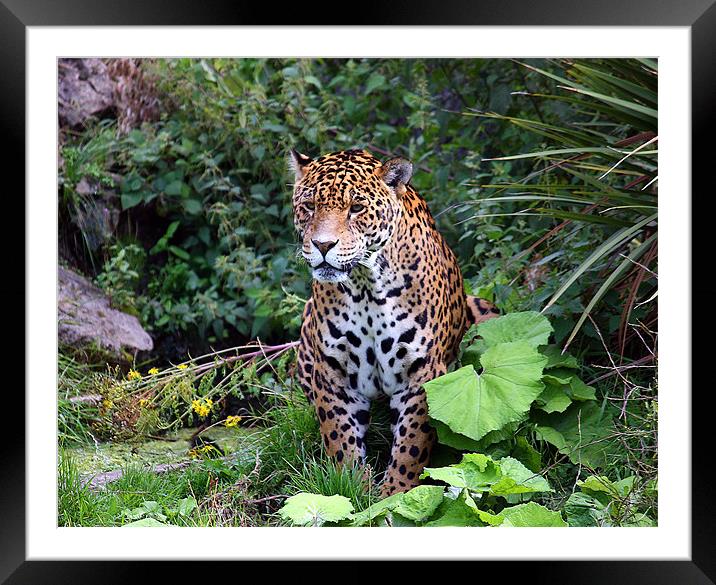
[312,239,338,257]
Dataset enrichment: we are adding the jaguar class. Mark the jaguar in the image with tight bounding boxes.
[290,148,499,495]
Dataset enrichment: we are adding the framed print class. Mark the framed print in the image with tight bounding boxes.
[3,0,712,580]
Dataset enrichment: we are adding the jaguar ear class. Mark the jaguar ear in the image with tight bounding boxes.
[380,157,413,191]
[288,149,313,182]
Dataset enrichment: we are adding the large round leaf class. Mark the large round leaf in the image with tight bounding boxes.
[424,341,547,442]
[497,502,567,527]
[278,493,354,526]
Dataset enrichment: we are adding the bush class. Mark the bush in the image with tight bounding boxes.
[60,58,567,357]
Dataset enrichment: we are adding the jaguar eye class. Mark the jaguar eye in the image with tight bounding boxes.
[350,203,365,214]
[305,202,315,212]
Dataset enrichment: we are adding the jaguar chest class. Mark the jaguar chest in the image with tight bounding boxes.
[319,281,428,400]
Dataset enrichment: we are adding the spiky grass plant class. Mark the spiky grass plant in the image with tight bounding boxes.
[465,58,658,354]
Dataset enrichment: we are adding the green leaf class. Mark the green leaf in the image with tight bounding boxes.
[540,345,579,370]
[365,73,386,95]
[351,493,404,527]
[177,496,197,517]
[564,492,608,527]
[120,192,145,210]
[393,485,445,522]
[542,368,575,385]
[424,489,502,527]
[262,123,288,133]
[536,381,573,413]
[535,402,614,468]
[433,417,524,453]
[568,377,597,401]
[472,420,525,451]
[490,457,551,496]
[579,474,635,502]
[511,436,542,473]
[183,198,203,215]
[534,426,567,450]
[461,338,487,369]
[420,453,501,490]
[497,502,567,527]
[622,513,656,527]
[164,180,185,196]
[168,245,191,261]
[422,453,549,497]
[149,220,180,254]
[431,419,483,451]
[304,75,322,89]
[389,513,418,527]
[424,490,486,527]
[122,518,169,527]
[477,311,553,348]
[425,342,547,442]
[278,493,354,526]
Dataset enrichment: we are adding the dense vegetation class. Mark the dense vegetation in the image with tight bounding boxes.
[58,58,658,527]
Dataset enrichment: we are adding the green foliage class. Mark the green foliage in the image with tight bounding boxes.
[59,58,567,356]
[428,312,623,475]
[535,401,615,468]
[96,243,145,312]
[59,120,120,269]
[477,310,553,347]
[421,453,551,497]
[427,313,615,466]
[565,475,656,527]
[281,458,561,527]
[464,59,658,352]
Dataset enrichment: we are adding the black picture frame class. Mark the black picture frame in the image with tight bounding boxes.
[3,0,710,581]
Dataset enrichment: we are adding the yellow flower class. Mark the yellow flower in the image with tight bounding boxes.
[177,364,189,370]
[191,397,213,418]
[224,415,242,428]
[139,398,150,408]
[127,369,142,381]
[188,444,218,459]
[148,367,159,375]
[102,399,114,410]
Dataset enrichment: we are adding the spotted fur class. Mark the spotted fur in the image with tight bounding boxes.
[290,148,499,495]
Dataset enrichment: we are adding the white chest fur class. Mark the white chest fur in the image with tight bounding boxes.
[347,287,423,399]
[318,262,427,399]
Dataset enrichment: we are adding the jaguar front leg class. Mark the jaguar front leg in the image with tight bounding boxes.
[311,363,371,467]
[382,384,437,496]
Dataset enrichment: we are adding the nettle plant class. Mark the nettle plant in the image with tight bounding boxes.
[278,311,655,527]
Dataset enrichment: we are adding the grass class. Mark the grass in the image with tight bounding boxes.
[59,450,219,526]
[285,455,379,515]
[57,383,375,526]
[58,352,103,445]
[58,381,395,527]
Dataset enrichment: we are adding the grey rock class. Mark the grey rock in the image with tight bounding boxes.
[58,266,153,360]
[58,58,115,127]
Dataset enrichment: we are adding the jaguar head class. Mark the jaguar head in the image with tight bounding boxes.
[290,149,412,284]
